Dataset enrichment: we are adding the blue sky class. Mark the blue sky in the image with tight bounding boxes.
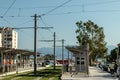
[0,0,120,50]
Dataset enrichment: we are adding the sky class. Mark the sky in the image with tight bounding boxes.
[0,0,120,50]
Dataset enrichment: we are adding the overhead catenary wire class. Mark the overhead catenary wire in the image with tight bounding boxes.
[2,0,17,17]
[39,16,47,26]
[15,19,33,27]
[2,18,15,27]
[0,0,73,18]
[41,9,120,16]
[1,9,120,19]
[0,0,119,9]
[39,16,54,34]
[41,0,72,16]
[39,16,64,44]
[0,0,120,18]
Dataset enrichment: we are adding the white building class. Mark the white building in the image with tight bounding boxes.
[0,27,18,49]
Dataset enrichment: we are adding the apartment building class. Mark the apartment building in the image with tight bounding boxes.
[0,27,18,49]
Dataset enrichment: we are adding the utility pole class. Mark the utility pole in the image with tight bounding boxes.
[62,39,65,74]
[33,14,40,75]
[55,39,65,73]
[39,38,65,70]
[62,39,64,65]
[68,51,70,66]
[34,14,37,75]
[53,32,56,70]
[39,32,56,70]
[9,14,53,75]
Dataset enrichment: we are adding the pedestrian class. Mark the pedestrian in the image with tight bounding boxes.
[66,62,69,72]
[114,62,118,77]
[109,62,114,76]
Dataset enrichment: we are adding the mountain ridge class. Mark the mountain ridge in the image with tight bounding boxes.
[37,45,117,59]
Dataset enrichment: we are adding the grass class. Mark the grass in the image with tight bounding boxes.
[2,66,62,80]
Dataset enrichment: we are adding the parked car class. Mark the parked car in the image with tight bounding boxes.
[117,66,119,76]
[101,64,109,72]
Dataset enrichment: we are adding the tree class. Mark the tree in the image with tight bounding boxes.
[110,47,118,61]
[43,54,54,60]
[75,20,107,65]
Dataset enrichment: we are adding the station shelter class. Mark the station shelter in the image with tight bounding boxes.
[66,44,89,76]
[0,47,34,74]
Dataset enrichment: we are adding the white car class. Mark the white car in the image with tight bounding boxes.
[117,67,119,76]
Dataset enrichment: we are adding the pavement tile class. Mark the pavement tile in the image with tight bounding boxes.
[61,66,118,80]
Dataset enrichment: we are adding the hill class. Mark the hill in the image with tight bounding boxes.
[36,45,116,59]
[37,47,69,59]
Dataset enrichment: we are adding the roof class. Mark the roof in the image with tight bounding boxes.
[66,45,89,54]
[0,47,35,55]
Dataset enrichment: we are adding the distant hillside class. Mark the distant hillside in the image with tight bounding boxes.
[36,45,116,59]
[37,47,68,59]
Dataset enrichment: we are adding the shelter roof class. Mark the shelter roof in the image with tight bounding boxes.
[0,47,35,55]
[66,45,89,54]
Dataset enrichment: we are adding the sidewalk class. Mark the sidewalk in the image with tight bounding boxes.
[61,66,118,80]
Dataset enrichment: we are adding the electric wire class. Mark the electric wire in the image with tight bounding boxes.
[2,0,17,17]
[83,0,120,6]
[15,19,33,27]
[41,0,72,16]
[39,16,64,47]
[0,0,119,9]
[1,9,120,18]
[39,16,54,33]
[39,16,47,26]
[0,0,120,18]
[39,16,66,44]
[2,18,15,27]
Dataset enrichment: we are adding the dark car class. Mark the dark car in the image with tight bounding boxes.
[101,64,109,72]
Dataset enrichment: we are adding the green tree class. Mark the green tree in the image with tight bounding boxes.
[110,47,118,61]
[75,20,107,65]
[44,54,54,60]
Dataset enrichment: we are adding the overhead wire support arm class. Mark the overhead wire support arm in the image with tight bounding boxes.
[39,40,54,42]
[41,0,72,16]
[12,27,53,30]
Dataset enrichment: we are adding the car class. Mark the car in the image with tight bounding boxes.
[117,67,119,76]
[101,64,109,72]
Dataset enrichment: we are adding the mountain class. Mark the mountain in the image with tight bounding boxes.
[37,45,116,59]
[37,47,69,60]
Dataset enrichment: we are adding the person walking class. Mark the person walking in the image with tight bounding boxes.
[109,62,114,76]
[114,62,118,77]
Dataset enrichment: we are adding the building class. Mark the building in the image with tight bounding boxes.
[65,44,90,77]
[0,27,18,49]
